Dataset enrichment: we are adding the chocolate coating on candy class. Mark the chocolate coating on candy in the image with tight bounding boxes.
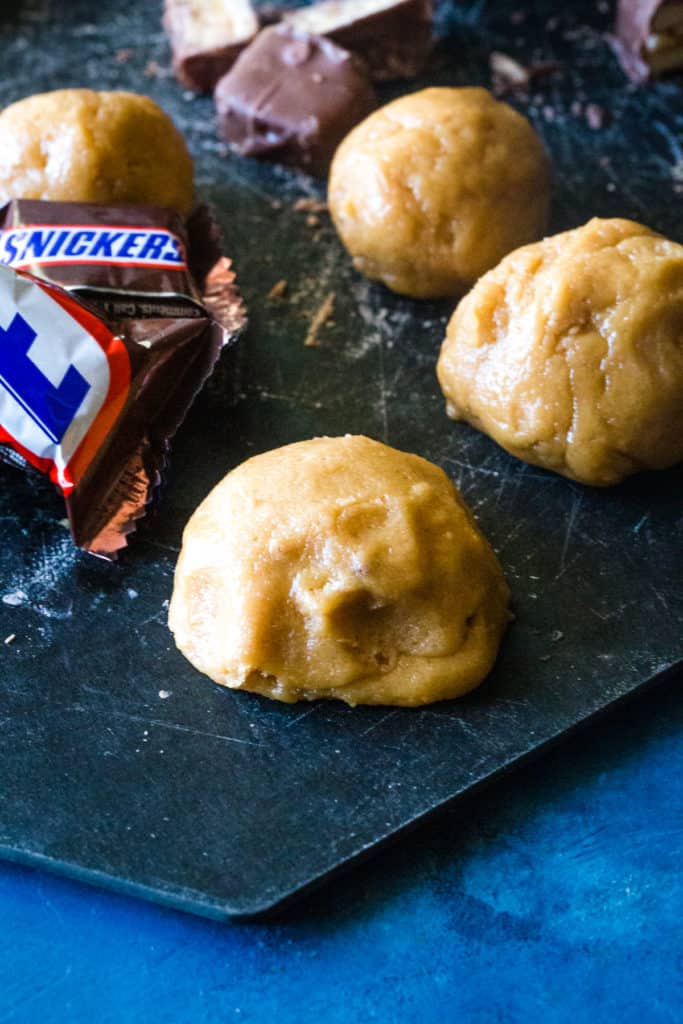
[214,25,377,177]
[613,0,683,82]
[283,0,433,80]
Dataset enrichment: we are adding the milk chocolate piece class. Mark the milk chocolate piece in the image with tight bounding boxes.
[163,0,259,93]
[283,0,433,80]
[614,0,683,82]
[214,25,377,177]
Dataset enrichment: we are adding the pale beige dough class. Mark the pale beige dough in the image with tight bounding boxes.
[328,87,551,299]
[0,89,194,214]
[169,435,511,706]
[437,217,683,486]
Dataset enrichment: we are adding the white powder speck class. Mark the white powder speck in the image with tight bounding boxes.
[127,588,139,599]
[158,689,171,699]
[2,590,28,606]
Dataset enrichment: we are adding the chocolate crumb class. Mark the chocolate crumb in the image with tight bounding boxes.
[304,291,335,347]
[115,48,132,63]
[267,279,288,301]
[306,214,321,228]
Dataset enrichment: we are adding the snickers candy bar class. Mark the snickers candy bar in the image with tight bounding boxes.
[0,200,246,558]
[0,200,199,301]
[614,0,683,81]
[214,25,377,177]
[282,0,433,81]
[163,0,259,93]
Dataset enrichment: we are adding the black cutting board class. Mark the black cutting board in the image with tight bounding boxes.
[0,0,682,919]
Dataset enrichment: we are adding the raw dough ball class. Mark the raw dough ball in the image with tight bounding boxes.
[0,89,194,214]
[328,87,551,299]
[437,218,683,486]
[169,435,511,706]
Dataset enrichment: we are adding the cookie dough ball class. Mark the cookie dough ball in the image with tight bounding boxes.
[169,435,511,706]
[0,89,193,214]
[328,87,551,299]
[437,218,683,486]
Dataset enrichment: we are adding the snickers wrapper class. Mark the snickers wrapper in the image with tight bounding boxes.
[0,200,246,558]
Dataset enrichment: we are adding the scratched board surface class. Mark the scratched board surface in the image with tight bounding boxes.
[0,0,681,919]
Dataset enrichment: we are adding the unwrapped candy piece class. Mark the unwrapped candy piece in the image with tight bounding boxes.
[214,25,377,176]
[163,0,259,92]
[283,0,433,80]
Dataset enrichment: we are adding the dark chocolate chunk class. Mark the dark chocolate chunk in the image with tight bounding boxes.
[613,0,683,82]
[283,0,433,80]
[214,25,377,177]
[163,0,259,93]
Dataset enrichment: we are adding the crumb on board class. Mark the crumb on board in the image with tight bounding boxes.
[584,102,607,129]
[267,279,288,301]
[293,198,328,214]
[304,291,335,347]
[490,51,530,89]
[158,690,171,699]
[271,199,283,210]
[4,634,16,645]
[306,214,321,228]
[490,52,563,94]
[144,60,162,78]
[115,47,132,63]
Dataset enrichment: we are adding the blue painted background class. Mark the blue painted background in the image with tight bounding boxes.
[2,675,681,1022]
